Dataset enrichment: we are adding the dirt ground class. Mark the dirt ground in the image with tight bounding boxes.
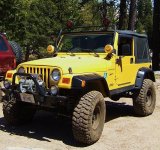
[0,81,160,150]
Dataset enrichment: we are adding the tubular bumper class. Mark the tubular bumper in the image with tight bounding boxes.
[6,73,69,108]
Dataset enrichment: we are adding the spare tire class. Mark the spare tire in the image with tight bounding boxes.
[9,41,22,65]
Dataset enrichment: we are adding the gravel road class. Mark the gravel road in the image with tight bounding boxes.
[0,81,160,150]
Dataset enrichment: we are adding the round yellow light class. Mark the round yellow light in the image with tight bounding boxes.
[47,45,55,54]
[104,44,113,54]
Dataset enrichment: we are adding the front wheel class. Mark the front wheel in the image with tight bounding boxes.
[3,94,36,125]
[72,91,106,145]
[133,79,156,116]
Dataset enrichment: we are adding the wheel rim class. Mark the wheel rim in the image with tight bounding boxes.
[146,88,152,107]
[92,103,101,130]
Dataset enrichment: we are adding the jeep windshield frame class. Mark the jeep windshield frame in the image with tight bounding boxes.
[57,32,114,53]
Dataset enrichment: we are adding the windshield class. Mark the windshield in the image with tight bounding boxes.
[58,33,114,53]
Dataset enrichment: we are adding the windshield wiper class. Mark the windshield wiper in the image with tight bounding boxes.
[66,49,76,56]
[65,48,99,57]
[84,49,99,57]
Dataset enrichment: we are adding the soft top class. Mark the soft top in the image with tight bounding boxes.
[63,30,147,38]
[117,30,147,38]
[62,27,147,38]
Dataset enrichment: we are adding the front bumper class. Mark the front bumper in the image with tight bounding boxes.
[0,75,4,82]
[4,73,69,108]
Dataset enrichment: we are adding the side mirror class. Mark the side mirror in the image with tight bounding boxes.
[47,45,55,54]
[104,44,113,54]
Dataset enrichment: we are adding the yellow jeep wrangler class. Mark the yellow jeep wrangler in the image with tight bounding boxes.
[2,29,156,144]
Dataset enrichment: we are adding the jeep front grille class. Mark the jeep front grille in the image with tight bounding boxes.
[26,67,50,88]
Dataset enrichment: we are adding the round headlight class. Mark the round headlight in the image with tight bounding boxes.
[17,67,25,73]
[51,69,61,81]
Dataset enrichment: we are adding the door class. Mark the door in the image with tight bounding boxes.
[115,34,135,87]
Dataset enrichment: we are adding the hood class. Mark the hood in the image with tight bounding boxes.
[21,55,111,74]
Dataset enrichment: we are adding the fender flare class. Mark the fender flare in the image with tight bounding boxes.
[71,74,110,97]
[135,67,155,89]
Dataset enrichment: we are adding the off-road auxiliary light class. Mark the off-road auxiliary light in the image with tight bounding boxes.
[50,85,59,95]
[66,20,74,29]
[19,78,35,93]
[19,74,45,94]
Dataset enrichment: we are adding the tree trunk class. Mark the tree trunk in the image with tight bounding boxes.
[119,0,127,30]
[152,0,160,71]
[25,45,30,61]
[128,0,137,31]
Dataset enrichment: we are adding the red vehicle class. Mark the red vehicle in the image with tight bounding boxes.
[0,33,22,81]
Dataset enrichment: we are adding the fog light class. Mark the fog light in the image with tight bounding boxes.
[3,80,11,89]
[50,86,58,95]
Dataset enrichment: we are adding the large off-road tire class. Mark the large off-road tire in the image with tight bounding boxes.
[133,79,156,116]
[72,91,106,144]
[9,41,22,64]
[3,94,36,125]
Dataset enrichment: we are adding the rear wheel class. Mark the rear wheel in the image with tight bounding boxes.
[3,94,36,125]
[72,91,106,144]
[133,79,156,116]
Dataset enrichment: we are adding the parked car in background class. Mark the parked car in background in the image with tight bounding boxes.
[0,33,22,101]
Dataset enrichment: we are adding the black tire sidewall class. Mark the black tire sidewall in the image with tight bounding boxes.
[88,93,106,139]
[143,80,156,114]
[3,94,36,125]
[72,91,106,144]
[133,79,156,116]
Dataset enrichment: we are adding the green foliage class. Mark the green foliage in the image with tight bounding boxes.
[0,0,81,57]
[80,0,100,26]
[24,0,58,50]
[137,0,152,34]
[0,0,154,59]
[107,0,119,26]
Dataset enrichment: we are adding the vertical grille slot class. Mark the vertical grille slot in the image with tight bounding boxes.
[48,69,50,88]
[25,66,50,88]
[40,68,43,79]
[30,67,32,73]
[44,68,47,87]
[37,68,39,74]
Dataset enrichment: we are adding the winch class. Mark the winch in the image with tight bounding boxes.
[19,74,45,93]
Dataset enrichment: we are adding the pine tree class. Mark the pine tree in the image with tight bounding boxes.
[128,0,137,30]
[137,0,152,34]
[119,0,128,29]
